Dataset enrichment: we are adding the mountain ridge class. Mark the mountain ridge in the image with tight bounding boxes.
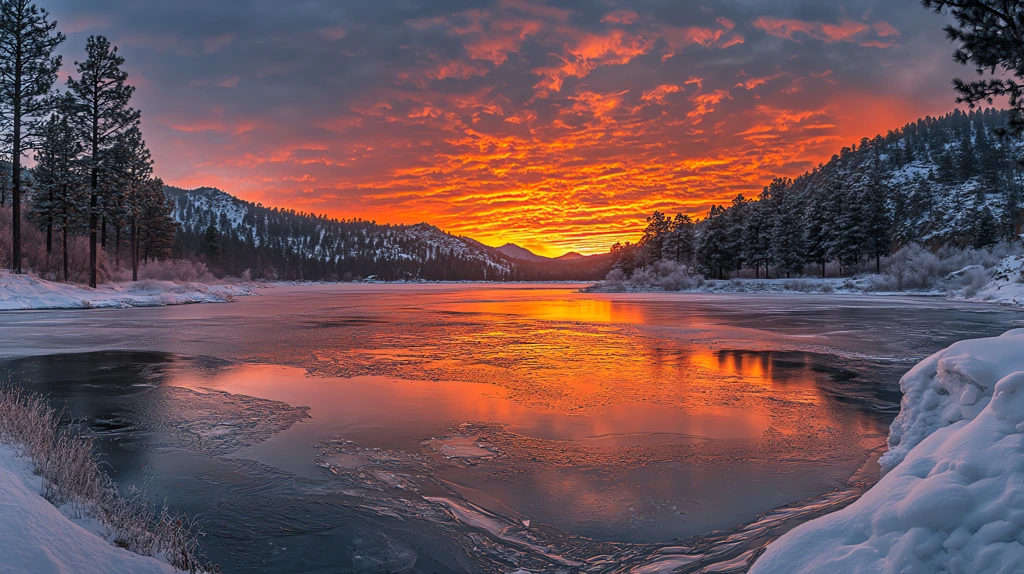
[164,186,615,282]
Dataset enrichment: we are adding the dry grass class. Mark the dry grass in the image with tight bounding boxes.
[0,385,216,573]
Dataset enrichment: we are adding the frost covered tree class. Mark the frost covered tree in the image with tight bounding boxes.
[743,192,773,278]
[767,179,804,277]
[66,35,140,287]
[0,0,65,273]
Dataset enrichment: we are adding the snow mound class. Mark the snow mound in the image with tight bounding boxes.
[882,328,1024,470]
[751,329,1024,574]
[968,255,1024,307]
[0,271,254,311]
[0,447,176,574]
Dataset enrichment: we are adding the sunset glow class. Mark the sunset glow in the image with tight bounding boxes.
[48,0,963,256]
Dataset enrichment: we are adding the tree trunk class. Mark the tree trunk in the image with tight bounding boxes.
[89,98,99,288]
[821,261,826,278]
[876,253,881,274]
[11,80,21,274]
[131,219,138,282]
[45,190,54,254]
[101,216,107,248]
[62,222,68,282]
[115,226,121,266]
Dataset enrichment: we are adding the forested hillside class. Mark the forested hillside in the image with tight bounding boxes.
[616,108,1024,279]
[166,187,614,282]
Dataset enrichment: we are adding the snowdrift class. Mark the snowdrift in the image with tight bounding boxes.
[0,448,176,574]
[751,329,1024,573]
[966,255,1024,307]
[0,271,254,311]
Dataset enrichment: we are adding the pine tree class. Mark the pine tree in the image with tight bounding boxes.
[743,194,772,278]
[922,1,1024,142]
[138,177,175,262]
[972,204,999,249]
[0,0,65,273]
[695,205,729,279]
[863,174,893,273]
[111,126,152,280]
[828,180,866,273]
[803,194,831,278]
[1000,173,1023,240]
[29,99,85,281]
[202,223,220,260]
[662,214,695,266]
[66,35,140,287]
[768,179,804,277]
[641,210,671,265]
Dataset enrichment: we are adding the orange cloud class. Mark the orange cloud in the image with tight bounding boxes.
[641,84,682,105]
[754,17,898,45]
[602,10,639,25]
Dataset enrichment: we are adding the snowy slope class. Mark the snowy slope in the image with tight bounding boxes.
[751,329,1024,573]
[0,271,254,311]
[964,255,1024,307]
[0,446,177,574]
[166,186,517,280]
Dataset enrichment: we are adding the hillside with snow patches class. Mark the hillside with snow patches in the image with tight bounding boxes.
[165,186,517,281]
[164,186,614,282]
[800,108,1022,250]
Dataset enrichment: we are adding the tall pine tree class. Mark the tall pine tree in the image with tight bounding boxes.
[0,0,64,273]
[66,35,140,287]
[29,97,85,281]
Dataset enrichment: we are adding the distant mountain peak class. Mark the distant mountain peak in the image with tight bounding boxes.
[555,252,584,260]
[496,243,550,262]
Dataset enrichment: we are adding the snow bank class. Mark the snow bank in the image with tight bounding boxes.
[0,446,176,574]
[751,329,1024,573]
[0,271,254,311]
[965,255,1024,307]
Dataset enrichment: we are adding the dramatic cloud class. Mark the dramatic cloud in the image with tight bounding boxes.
[46,0,963,255]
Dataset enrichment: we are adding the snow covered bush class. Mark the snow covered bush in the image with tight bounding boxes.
[652,260,703,291]
[878,243,942,291]
[751,329,1024,573]
[0,385,214,573]
[588,261,703,292]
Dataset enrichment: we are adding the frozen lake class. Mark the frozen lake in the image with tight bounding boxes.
[2,284,1022,572]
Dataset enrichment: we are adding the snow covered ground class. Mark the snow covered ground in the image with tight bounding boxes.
[0,271,255,311]
[957,255,1024,307]
[0,445,177,574]
[751,329,1024,573]
[588,254,1024,308]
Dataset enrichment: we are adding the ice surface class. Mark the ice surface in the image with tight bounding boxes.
[751,329,1024,573]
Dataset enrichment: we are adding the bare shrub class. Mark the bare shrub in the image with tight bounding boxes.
[0,385,215,573]
[139,259,214,283]
[0,206,119,284]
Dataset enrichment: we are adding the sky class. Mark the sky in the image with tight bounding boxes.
[46,0,966,256]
